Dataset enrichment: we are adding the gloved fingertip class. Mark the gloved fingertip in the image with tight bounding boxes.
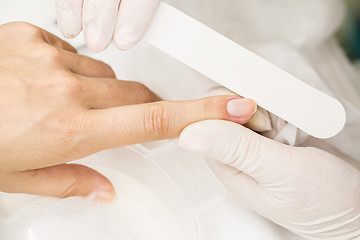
[114,38,138,51]
[56,1,82,39]
[84,28,110,53]
[86,44,108,53]
[114,28,141,51]
[57,17,81,39]
[179,122,213,154]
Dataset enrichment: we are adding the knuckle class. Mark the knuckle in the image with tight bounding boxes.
[143,104,172,137]
[39,44,63,62]
[227,142,253,169]
[45,113,88,150]
[62,77,83,96]
[99,61,115,78]
[60,117,86,140]
[55,73,84,97]
[12,22,40,35]
[1,22,42,48]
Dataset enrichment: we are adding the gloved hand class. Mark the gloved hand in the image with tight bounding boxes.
[179,120,360,240]
[55,0,160,52]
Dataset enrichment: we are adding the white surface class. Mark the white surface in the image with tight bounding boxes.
[144,2,346,139]
[0,147,198,240]
[0,144,298,240]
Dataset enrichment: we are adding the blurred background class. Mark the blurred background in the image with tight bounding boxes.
[339,0,360,61]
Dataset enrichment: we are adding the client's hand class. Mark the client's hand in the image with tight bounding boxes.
[0,22,256,202]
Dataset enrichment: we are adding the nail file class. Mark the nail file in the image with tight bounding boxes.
[143,2,346,139]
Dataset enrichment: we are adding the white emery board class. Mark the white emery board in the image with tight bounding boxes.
[144,2,346,139]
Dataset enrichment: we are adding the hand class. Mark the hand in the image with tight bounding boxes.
[55,0,160,52]
[0,22,257,202]
[179,120,360,240]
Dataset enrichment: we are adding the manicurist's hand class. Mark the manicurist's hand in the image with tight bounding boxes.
[0,22,256,202]
[179,120,360,240]
[55,0,161,52]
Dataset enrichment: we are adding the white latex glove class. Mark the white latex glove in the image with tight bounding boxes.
[55,0,160,52]
[179,120,360,240]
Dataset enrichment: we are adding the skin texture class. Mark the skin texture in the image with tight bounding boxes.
[179,120,360,240]
[0,22,256,202]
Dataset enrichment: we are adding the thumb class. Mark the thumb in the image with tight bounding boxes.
[178,120,291,186]
[2,164,115,202]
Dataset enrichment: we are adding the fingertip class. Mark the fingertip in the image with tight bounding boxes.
[11,164,116,202]
[82,166,115,202]
[58,24,82,40]
[84,29,110,53]
[57,164,115,201]
[58,27,81,40]
[245,107,273,132]
[114,0,156,51]
[227,98,257,117]
[113,28,140,50]
[82,0,120,53]
[55,0,82,39]
[88,185,115,203]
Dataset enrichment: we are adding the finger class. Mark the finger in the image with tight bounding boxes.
[0,164,114,202]
[178,120,291,185]
[55,0,83,39]
[205,159,270,214]
[83,0,121,52]
[244,107,272,132]
[83,96,257,151]
[114,0,161,50]
[81,77,161,108]
[205,85,272,132]
[40,28,77,53]
[62,51,116,78]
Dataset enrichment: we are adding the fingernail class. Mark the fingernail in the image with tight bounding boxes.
[227,98,257,118]
[179,128,213,154]
[88,189,114,203]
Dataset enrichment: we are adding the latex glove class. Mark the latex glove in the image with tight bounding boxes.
[179,120,360,240]
[0,23,257,202]
[55,0,160,52]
